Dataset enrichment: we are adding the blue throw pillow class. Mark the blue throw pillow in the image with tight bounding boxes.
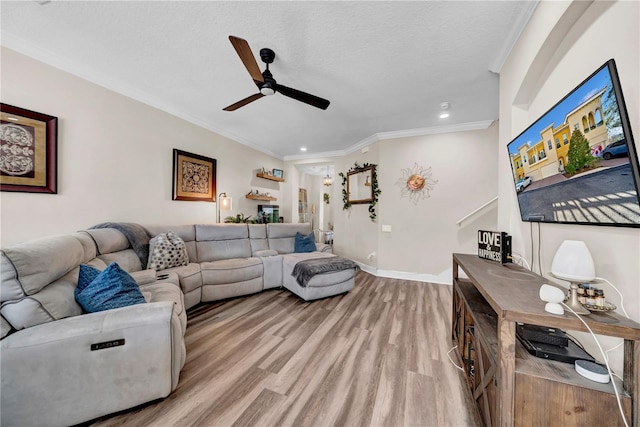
[75,262,146,313]
[294,232,317,253]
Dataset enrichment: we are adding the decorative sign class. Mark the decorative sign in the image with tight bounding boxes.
[477,230,512,264]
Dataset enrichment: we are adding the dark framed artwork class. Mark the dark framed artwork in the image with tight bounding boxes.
[272,168,283,179]
[172,149,216,202]
[1,103,58,194]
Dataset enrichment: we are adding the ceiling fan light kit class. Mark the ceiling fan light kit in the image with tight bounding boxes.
[224,36,330,111]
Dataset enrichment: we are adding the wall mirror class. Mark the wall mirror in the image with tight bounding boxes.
[347,166,374,204]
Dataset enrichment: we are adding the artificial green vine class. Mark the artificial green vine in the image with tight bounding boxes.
[338,162,382,221]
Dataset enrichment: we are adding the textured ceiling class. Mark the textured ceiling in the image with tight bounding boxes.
[1,1,538,159]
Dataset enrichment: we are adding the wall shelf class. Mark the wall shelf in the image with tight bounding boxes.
[256,173,284,182]
[246,194,277,201]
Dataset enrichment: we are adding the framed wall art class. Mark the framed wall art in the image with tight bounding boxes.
[1,103,58,194]
[172,149,216,202]
[272,168,283,179]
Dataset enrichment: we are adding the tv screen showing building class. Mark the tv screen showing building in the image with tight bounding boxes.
[507,59,640,227]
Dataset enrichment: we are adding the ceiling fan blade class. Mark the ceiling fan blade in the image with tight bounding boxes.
[229,35,264,84]
[223,93,265,111]
[275,84,330,110]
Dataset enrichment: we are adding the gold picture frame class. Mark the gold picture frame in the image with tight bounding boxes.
[1,103,58,194]
[172,149,216,202]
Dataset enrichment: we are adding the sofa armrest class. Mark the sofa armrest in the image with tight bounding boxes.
[130,269,158,286]
[1,302,179,427]
[316,243,333,253]
[255,249,279,257]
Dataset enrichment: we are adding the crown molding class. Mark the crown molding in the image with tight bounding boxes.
[4,33,493,163]
[488,1,540,74]
[283,150,346,162]
[284,120,495,161]
[1,33,281,159]
[366,120,496,145]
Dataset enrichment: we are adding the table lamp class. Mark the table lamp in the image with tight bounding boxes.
[550,240,593,315]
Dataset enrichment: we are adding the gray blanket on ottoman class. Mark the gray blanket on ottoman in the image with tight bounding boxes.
[292,256,359,287]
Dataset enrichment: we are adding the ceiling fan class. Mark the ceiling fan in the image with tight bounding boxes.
[223,36,330,111]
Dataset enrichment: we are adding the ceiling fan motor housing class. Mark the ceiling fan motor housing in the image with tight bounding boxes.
[260,48,275,64]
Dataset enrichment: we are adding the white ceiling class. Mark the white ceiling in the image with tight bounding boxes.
[1,1,538,160]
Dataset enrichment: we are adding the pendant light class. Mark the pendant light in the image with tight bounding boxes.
[323,166,332,186]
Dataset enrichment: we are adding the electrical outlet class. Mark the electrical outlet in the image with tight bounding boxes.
[382,225,392,232]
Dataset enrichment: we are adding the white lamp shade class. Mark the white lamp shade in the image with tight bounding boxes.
[551,240,595,282]
[219,194,232,211]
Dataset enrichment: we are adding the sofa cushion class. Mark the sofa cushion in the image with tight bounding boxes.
[196,224,248,241]
[75,263,146,313]
[1,235,87,300]
[161,263,202,294]
[195,224,251,262]
[147,231,189,271]
[85,228,130,254]
[140,282,186,334]
[266,223,312,254]
[1,314,12,339]
[294,232,317,253]
[248,224,269,255]
[97,249,142,273]
[200,258,263,285]
[0,256,108,332]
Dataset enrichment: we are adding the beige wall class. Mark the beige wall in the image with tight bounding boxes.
[377,123,499,281]
[498,1,640,370]
[332,144,381,266]
[0,47,284,246]
[324,124,500,282]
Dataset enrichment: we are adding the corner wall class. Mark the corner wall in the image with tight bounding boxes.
[377,123,499,282]
[0,47,284,246]
[498,0,640,370]
[330,123,499,281]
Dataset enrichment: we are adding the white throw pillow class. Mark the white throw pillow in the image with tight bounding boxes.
[147,231,189,271]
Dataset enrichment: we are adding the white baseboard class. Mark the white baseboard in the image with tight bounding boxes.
[353,261,452,285]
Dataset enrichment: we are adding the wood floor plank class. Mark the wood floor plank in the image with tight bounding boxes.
[91,271,481,427]
[405,371,438,427]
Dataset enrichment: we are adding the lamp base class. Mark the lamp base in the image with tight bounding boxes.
[565,283,591,315]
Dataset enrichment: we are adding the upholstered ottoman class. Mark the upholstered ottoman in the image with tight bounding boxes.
[282,252,357,301]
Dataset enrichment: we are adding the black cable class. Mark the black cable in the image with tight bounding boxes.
[565,332,587,352]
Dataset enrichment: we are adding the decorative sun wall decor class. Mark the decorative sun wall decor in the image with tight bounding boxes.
[396,162,437,205]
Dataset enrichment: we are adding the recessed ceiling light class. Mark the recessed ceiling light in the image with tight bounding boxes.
[300,147,307,152]
[439,102,450,119]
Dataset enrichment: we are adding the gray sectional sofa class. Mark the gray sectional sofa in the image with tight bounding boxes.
[0,222,356,427]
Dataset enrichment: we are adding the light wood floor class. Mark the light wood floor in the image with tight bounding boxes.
[92,271,480,427]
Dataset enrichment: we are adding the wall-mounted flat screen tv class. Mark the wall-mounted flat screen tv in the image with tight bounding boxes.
[507,59,640,228]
